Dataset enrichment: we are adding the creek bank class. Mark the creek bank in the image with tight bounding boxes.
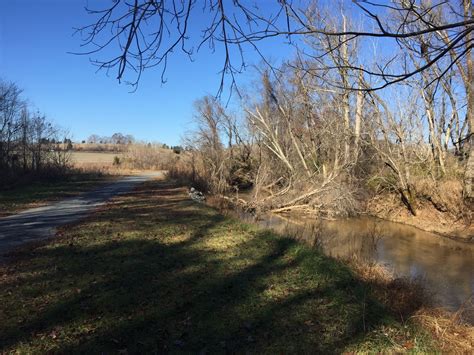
[206,193,474,325]
[366,194,474,243]
[216,191,473,244]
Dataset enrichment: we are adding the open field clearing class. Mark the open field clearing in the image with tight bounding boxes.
[3,178,468,353]
[70,152,122,166]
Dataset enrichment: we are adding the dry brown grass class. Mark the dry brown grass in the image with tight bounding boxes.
[73,163,122,176]
[71,148,171,175]
[71,152,124,175]
[166,153,209,192]
[414,178,466,216]
[73,164,148,176]
[348,259,428,319]
[122,144,175,170]
[348,258,474,352]
[412,306,474,353]
[71,151,121,164]
[72,144,176,171]
[70,151,122,174]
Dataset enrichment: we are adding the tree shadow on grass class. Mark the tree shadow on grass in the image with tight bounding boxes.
[1,180,418,353]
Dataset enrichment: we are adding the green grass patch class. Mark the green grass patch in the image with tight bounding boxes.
[0,180,436,353]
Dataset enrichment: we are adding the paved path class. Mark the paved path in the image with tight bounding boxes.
[0,172,162,259]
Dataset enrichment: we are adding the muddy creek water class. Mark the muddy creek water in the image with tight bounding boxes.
[209,198,474,323]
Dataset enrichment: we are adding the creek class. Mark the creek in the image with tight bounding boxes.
[207,195,474,324]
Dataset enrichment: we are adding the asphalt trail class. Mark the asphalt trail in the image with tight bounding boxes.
[0,172,162,259]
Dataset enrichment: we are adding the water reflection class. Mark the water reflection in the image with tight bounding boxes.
[210,200,474,323]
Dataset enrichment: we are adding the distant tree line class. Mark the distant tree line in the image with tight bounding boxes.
[86,133,135,145]
[159,143,183,154]
[0,79,70,187]
[84,134,185,155]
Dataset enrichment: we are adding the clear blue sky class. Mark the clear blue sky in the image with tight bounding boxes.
[0,0,292,145]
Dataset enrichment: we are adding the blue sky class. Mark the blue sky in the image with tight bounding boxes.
[1,1,402,146]
[0,0,291,145]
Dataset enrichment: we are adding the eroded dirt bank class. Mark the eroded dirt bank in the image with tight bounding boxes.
[367,194,473,243]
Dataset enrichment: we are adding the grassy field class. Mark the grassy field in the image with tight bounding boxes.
[0,178,443,353]
[70,151,122,164]
[0,173,117,217]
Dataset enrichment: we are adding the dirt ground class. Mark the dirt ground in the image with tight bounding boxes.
[367,194,474,242]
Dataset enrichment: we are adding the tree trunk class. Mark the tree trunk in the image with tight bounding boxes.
[354,70,363,162]
[463,0,474,199]
[341,14,351,165]
[400,187,417,216]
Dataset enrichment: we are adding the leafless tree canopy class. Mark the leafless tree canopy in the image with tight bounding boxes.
[77,1,473,202]
[77,0,473,92]
[0,80,71,186]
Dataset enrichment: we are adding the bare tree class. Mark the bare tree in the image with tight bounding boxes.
[366,87,428,215]
[0,80,24,170]
[188,96,228,193]
[77,0,474,199]
[77,1,473,89]
[243,68,358,216]
[0,80,71,185]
